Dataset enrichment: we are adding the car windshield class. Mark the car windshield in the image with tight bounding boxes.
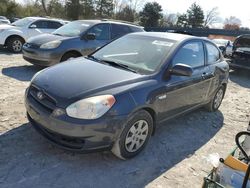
[11,17,34,27]
[92,35,176,74]
[53,21,91,37]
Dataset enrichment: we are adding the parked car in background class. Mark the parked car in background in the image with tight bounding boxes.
[22,19,144,66]
[0,17,65,53]
[230,34,250,70]
[0,16,10,25]
[25,32,229,159]
[212,38,233,57]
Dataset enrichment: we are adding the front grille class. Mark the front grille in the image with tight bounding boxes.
[24,43,40,49]
[28,114,85,150]
[28,85,57,113]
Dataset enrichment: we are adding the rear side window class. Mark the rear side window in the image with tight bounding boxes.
[172,41,205,68]
[47,21,62,29]
[111,24,131,39]
[130,26,144,32]
[205,42,220,64]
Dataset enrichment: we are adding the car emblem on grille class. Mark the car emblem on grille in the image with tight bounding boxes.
[37,91,44,100]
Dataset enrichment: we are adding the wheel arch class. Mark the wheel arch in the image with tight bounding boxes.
[136,107,157,136]
[4,35,25,46]
[61,50,82,61]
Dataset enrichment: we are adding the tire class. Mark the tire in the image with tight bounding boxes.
[111,110,153,160]
[61,52,81,62]
[205,85,225,112]
[6,36,24,53]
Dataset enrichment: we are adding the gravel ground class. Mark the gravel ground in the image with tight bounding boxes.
[0,51,249,188]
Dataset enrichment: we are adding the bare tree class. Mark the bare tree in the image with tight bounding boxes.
[160,13,177,27]
[204,7,220,27]
[223,16,242,30]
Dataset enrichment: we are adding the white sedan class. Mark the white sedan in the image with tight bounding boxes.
[0,17,65,52]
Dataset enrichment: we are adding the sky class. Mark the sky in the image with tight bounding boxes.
[16,0,250,28]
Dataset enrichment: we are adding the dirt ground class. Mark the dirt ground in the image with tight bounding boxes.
[0,50,249,188]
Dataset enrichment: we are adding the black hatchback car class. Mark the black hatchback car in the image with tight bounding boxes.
[230,34,250,70]
[25,32,229,159]
[22,19,144,66]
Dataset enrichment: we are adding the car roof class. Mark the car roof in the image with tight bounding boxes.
[128,32,194,41]
[74,19,143,28]
[25,17,66,23]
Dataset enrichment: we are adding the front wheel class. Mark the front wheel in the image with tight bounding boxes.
[205,85,225,112]
[111,110,153,160]
[6,36,24,53]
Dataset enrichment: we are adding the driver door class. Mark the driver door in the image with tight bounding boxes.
[156,40,211,120]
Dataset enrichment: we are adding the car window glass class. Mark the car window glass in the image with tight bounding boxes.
[111,24,131,39]
[172,41,205,68]
[32,21,49,29]
[48,21,62,29]
[205,42,220,64]
[88,24,110,40]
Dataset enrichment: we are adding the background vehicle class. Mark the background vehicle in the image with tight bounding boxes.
[230,34,250,70]
[0,17,65,52]
[22,19,144,66]
[0,16,10,25]
[25,32,229,159]
[212,38,233,57]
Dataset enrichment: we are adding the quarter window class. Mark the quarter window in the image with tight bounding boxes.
[172,41,205,68]
[205,42,220,64]
[88,24,110,40]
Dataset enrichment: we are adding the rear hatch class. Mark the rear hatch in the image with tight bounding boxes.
[232,35,250,67]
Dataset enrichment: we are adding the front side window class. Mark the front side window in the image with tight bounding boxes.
[92,35,176,74]
[111,24,131,39]
[31,21,49,29]
[88,24,110,40]
[172,41,205,68]
[205,42,220,64]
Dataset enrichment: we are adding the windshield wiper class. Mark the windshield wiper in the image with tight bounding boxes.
[100,59,138,73]
[86,55,100,62]
[54,33,62,36]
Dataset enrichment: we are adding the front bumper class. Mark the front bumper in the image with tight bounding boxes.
[22,45,62,66]
[25,87,128,152]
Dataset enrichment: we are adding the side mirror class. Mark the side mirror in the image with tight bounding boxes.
[170,63,193,77]
[29,24,37,29]
[84,33,96,40]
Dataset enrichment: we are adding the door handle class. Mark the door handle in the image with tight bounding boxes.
[201,72,214,79]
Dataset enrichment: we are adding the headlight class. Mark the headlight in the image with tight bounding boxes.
[40,40,61,49]
[66,95,116,119]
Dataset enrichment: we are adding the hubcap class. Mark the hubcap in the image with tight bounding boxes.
[125,120,149,153]
[12,40,22,52]
[214,88,224,109]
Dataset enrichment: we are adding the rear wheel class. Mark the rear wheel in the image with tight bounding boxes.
[112,110,153,160]
[61,52,81,62]
[205,85,225,112]
[6,36,24,53]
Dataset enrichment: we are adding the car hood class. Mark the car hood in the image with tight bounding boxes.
[32,58,143,103]
[27,33,71,45]
[0,24,17,30]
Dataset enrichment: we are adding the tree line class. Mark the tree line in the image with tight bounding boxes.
[0,0,247,30]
